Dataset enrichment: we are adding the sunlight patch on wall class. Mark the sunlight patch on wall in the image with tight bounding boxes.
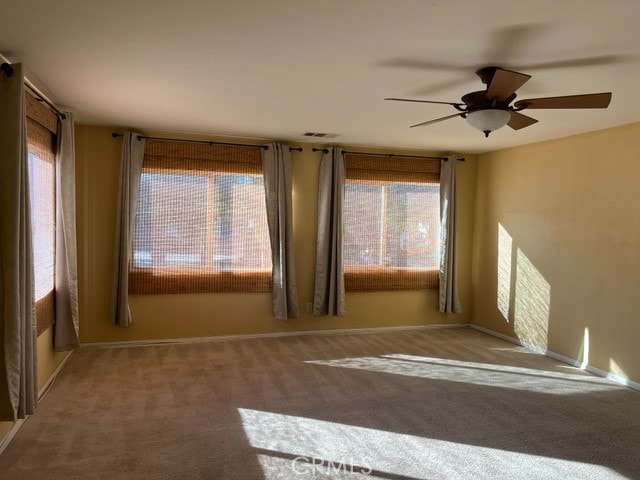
[580,327,590,369]
[514,248,550,349]
[306,354,618,395]
[239,408,623,480]
[609,359,628,379]
[497,223,513,321]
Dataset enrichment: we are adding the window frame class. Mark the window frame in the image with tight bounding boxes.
[343,154,441,292]
[128,140,272,295]
[25,92,58,335]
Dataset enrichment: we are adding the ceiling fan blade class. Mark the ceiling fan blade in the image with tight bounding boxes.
[512,54,631,72]
[514,92,612,109]
[385,97,464,107]
[409,77,474,98]
[484,24,545,65]
[377,58,468,72]
[378,25,545,73]
[410,113,466,128]
[486,68,531,101]
[508,111,538,130]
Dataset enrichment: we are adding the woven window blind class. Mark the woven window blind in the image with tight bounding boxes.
[25,93,57,335]
[344,154,440,292]
[129,140,272,294]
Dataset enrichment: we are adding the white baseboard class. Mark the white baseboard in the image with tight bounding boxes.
[81,323,470,349]
[583,363,640,390]
[0,419,25,457]
[470,324,640,392]
[0,349,74,456]
[38,350,75,399]
[469,324,522,345]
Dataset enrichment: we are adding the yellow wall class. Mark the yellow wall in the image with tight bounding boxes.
[75,125,477,342]
[36,326,70,392]
[473,122,640,384]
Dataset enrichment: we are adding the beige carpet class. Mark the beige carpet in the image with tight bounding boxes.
[0,327,638,479]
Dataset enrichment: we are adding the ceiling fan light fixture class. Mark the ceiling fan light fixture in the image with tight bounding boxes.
[465,108,511,137]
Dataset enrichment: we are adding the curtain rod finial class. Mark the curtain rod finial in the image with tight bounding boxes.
[1,63,14,77]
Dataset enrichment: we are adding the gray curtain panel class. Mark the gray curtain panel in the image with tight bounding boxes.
[439,155,461,313]
[111,132,145,326]
[0,63,38,421]
[54,113,80,350]
[261,143,299,319]
[313,148,345,316]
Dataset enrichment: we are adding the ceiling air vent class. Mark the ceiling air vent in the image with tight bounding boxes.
[302,132,340,138]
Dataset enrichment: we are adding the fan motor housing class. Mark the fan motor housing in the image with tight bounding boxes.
[461,90,516,110]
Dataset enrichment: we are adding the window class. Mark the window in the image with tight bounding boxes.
[129,140,272,294]
[25,93,58,335]
[343,154,440,291]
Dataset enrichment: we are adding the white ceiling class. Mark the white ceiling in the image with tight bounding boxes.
[2,0,640,153]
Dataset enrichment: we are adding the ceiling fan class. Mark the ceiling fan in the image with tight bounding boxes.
[386,66,612,137]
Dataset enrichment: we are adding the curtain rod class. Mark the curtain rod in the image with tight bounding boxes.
[311,147,464,162]
[25,83,67,120]
[111,132,303,152]
[1,62,67,120]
